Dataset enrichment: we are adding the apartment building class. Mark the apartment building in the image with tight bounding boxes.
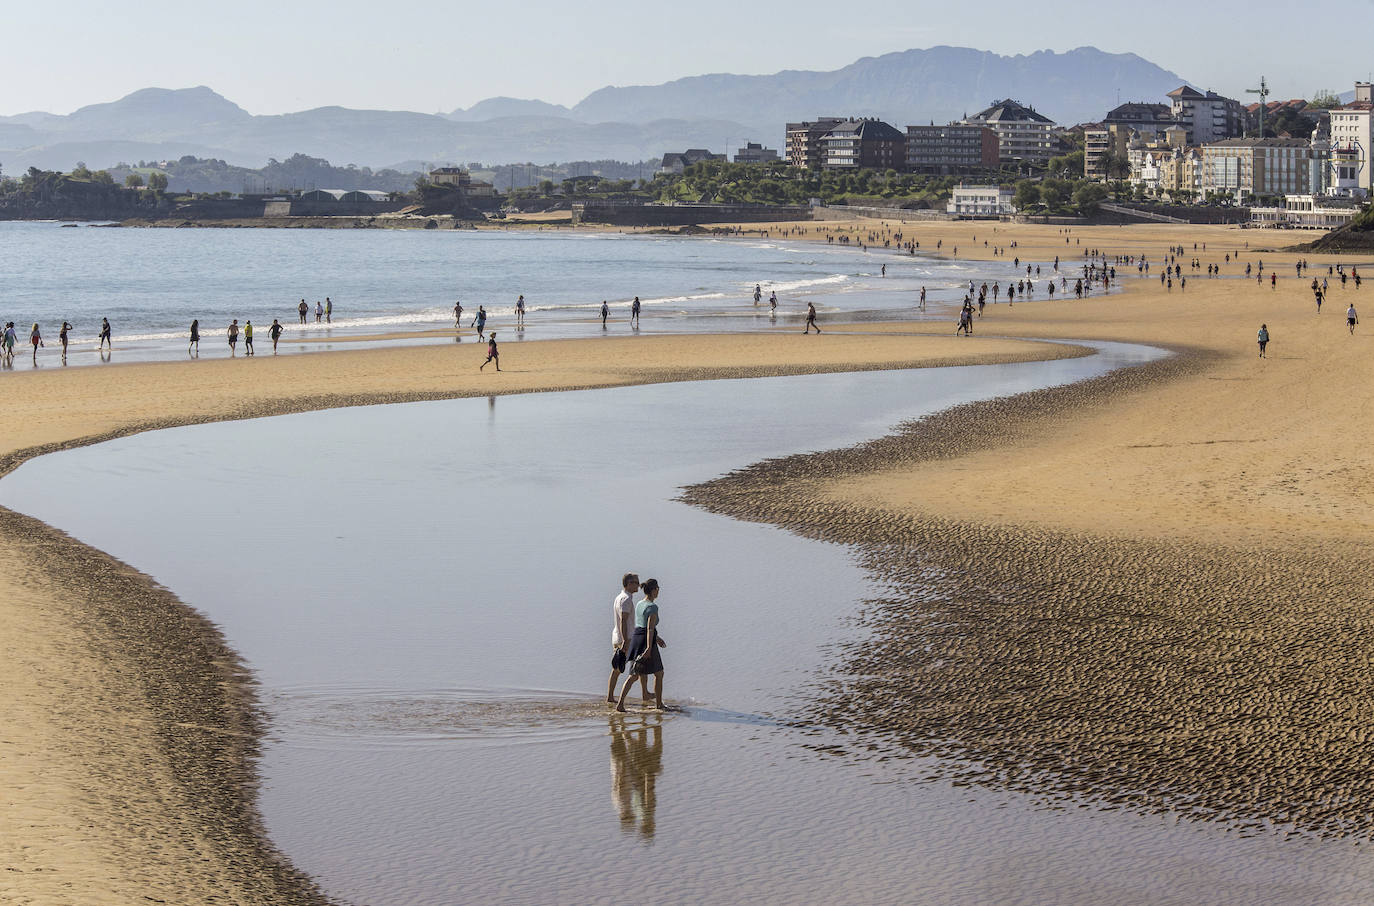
[1167,86,1245,145]
[905,124,999,174]
[1103,101,1173,139]
[785,118,846,168]
[1328,82,1372,194]
[1083,124,1132,181]
[961,99,1056,165]
[819,119,905,170]
[1200,138,1316,198]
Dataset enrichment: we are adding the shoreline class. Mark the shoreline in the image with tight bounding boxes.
[0,328,1077,904]
[7,218,1374,898]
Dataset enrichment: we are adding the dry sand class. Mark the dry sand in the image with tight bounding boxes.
[0,329,1067,904]
[685,219,1374,840]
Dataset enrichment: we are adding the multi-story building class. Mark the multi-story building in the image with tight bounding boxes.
[820,119,905,170]
[961,99,1056,166]
[785,118,846,169]
[946,183,1015,217]
[429,167,497,196]
[1167,85,1245,145]
[1199,138,1316,198]
[905,124,999,174]
[1103,102,1173,139]
[1328,82,1372,195]
[1083,124,1132,181]
[733,142,780,164]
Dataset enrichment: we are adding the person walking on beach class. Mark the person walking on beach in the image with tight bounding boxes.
[454,300,463,328]
[188,319,200,354]
[227,319,239,355]
[270,319,283,353]
[1348,304,1359,335]
[298,299,308,324]
[59,321,72,357]
[3,323,16,362]
[631,296,641,327]
[325,297,333,323]
[472,306,487,340]
[615,578,666,712]
[98,317,111,351]
[601,300,609,327]
[315,301,323,323]
[803,301,820,334]
[754,285,762,305]
[29,323,43,364]
[515,295,526,326]
[919,286,927,311]
[244,320,254,356]
[769,292,777,316]
[1257,324,1269,358]
[607,573,649,705]
[480,332,500,371]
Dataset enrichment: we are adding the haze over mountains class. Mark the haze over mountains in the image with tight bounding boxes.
[0,46,1191,174]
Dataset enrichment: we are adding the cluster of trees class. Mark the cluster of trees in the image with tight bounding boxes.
[647,160,968,208]
[0,165,166,217]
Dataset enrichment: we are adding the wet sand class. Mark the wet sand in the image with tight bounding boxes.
[6,217,1373,898]
[0,329,1067,903]
[685,220,1374,840]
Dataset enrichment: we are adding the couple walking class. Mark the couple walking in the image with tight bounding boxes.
[606,573,667,712]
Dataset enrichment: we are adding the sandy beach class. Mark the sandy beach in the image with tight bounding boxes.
[5,217,1374,900]
[0,328,1069,905]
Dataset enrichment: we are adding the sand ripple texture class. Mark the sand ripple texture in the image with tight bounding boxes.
[685,350,1374,841]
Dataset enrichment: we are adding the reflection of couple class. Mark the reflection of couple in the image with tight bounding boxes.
[610,716,663,839]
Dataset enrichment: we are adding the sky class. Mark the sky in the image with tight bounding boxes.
[3,0,1369,116]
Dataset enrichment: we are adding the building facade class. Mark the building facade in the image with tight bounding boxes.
[820,119,905,170]
[1249,194,1363,229]
[785,118,846,169]
[733,142,779,164]
[905,124,999,174]
[1328,82,1372,195]
[961,99,1056,166]
[658,149,727,174]
[1167,85,1245,145]
[947,184,1015,216]
[1103,101,1173,139]
[1083,124,1132,181]
[1199,138,1316,198]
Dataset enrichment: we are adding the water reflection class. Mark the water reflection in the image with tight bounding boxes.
[610,714,663,840]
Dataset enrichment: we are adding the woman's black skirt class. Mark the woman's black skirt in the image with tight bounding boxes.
[625,627,663,675]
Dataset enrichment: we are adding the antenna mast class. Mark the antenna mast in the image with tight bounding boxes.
[1246,76,1270,136]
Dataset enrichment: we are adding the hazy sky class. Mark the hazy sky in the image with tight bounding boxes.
[4,0,1368,116]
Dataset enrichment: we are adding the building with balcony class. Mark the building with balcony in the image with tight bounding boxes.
[819,119,905,170]
[1328,82,1372,194]
[1103,102,1173,139]
[785,118,847,169]
[946,183,1015,217]
[1167,86,1245,145]
[905,124,999,174]
[1199,138,1316,199]
[1084,124,1132,181]
[1249,194,1363,229]
[961,99,1056,166]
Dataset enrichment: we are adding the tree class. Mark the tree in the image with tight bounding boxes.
[91,170,114,185]
[125,173,144,188]
[1073,183,1108,214]
[70,163,91,180]
[147,172,168,192]
[1310,90,1341,109]
[1013,180,1040,210]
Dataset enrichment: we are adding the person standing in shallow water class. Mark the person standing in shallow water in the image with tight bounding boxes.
[631,296,641,327]
[98,317,111,351]
[270,319,283,353]
[243,320,254,356]
[601,301,609,327]
[59,321,72,357]
[607,573,649,704]
[616,578,666,712]
[188,319,199,354]
[227,319,239,355]
[1257,324,1269,358]
[298,299,308,324]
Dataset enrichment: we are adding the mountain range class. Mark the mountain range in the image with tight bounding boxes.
[0,46,1192,174]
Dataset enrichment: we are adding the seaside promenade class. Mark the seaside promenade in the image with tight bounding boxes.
[2,219,1373,901]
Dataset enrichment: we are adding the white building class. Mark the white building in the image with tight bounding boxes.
[947,184,1015,217]
[1328,82,1372,195]
[1249,194,1364,229]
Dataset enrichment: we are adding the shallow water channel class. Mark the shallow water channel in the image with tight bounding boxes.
[6,343,1374,905]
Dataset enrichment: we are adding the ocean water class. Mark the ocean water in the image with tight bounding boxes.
[0,221,1096,364]
[7,343,1374,905]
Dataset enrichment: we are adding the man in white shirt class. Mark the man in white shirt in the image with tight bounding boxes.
[607,573,647,704]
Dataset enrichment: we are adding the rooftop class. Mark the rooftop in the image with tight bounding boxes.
[966,98,1055,125]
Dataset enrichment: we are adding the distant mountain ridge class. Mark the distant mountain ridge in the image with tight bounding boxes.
[0,47,1194,173]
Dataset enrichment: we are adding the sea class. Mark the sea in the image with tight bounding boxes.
[1,220,1089,364]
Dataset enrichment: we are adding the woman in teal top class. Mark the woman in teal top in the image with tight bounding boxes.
[615,578,665,711]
